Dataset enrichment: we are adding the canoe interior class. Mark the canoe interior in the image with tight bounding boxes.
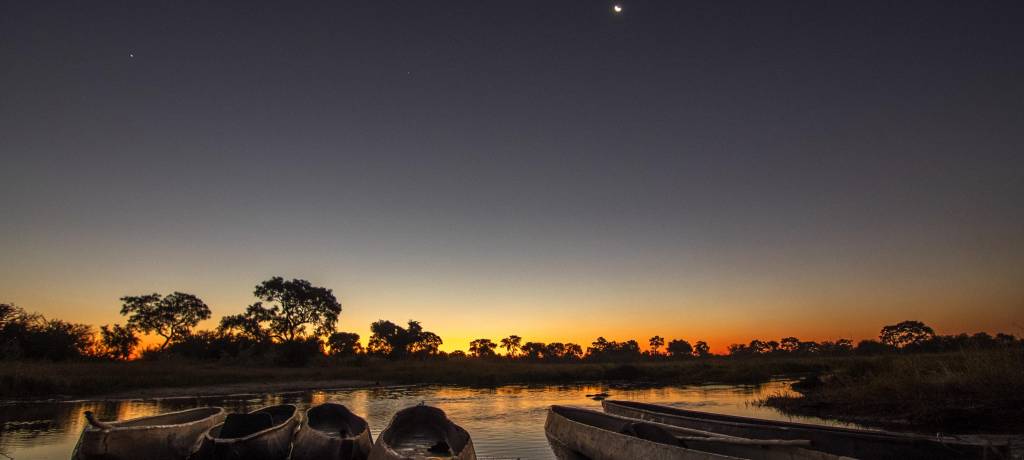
[603,400,1012,460]
[380,405,470,458]
[605,400,878,435]
[547,406,742,460]
[208,405,297,439]
[307,403,368,438]
[550,406,700,451]
[108,407,224,428]
[552,405,679,441]
[550,405,853,460]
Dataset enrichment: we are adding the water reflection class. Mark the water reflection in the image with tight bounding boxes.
[0,380,859,460]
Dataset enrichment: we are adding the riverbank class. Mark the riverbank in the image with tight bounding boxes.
[761,348,1024,433]
[1,356,826,400]
[5,350,1023,435]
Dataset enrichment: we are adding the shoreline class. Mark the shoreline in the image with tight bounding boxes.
[4,350,1021,436]
[81,378,380,401]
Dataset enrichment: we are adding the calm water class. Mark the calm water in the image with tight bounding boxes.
[0,380,862,459]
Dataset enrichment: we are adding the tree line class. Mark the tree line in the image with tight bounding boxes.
[2,278,1021,365]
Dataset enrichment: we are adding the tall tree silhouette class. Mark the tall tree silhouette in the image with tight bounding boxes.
[666,339,692,358]
[780,337,801,353]
[693,340,711,357]
[500,335,522,357]
[520,342,546,360]
[649,335,665,355]
[545,342,566,359]
[120,292,211,349]
[219,277,341,343]
[367,319,441,359]
[880,320,935,348]
[469,338,498,358]
[99,324,139,360]
[564,343,584,360]
[327,332,362,356]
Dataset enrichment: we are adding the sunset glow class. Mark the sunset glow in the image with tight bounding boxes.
[1,1,1021,355]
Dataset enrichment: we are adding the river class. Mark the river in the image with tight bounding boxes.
[0,380,863,459]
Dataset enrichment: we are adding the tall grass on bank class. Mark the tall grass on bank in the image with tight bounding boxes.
[0,356,829,399]
[761,348,1024,432]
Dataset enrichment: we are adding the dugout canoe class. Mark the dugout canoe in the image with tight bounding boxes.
[72,407,227,460]
[190,404,300,460]
[368,404,475,460]
[546,405,846,460]
[291,403,374,460]
[602,400,1012,459]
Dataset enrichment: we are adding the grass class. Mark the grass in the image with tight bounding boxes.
[761,348,1024,433]
[0,355,828,399]
[5,350,1022,434]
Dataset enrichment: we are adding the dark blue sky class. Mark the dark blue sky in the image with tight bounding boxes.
[2,1,1022,349]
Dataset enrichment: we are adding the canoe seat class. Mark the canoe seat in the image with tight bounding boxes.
[621,422,686,447]
[220,413,274,438]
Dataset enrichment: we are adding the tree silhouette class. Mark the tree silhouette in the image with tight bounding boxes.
[649,335,665,355]
[666,339,692,358]
[819,338,853,355]
[99,324,139,360]
[995,333,1017,346]
[410,330,443,356]
[520,342,546,360]
[1,303,94,360]
[880,320,935,349]
[219,277,341,343]
[564,343,584,360]
[545,342,566,360]
[780,337,801,353]
[855,339,890,354]
[729,342,753,356]
[749,339,772,354]
[327,332,362,356]
[693,340,711,357]
[587,338,642,361]
[218,303,274,342]
[588,337,610,355]
[120,292,211,349]
[367,319,441,359]
[469,338,498,358]
[500,335,522,357]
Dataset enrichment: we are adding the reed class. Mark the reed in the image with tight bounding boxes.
[761,348,1024,432]
[5,350,1022,434]
[0,355,825,398]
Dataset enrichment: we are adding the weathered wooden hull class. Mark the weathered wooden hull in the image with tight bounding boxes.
[368,405,475,460]
[72,407,226,460]
[602,400,1012,460]
[291,403,373,460]
[190,405,300,460]
[545,405,742,460]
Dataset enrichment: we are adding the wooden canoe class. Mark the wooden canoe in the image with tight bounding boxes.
[291,403,374,460]
[546,405,847,460]
[72,407,227,460]
[189,404,300,460]
[602,400,1012,459]
[368,404,475,460]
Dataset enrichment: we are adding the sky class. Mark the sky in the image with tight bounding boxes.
[1,1,1022,353]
